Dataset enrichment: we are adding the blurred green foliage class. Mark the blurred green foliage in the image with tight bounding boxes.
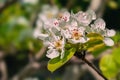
[100,46,120,80]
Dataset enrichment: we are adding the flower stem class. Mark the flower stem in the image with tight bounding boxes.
[74,51,108,80]
[82,58,108,80]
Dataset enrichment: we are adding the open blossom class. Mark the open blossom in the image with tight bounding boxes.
[90,18,116,46]
[91,18,106,30]
[58,10,70,22]
[46,36,65,59]
[34,5,116,59]
[38,5,59,21]
[73,10,96,26]
[62,25,88,44]
[44,18,60,31]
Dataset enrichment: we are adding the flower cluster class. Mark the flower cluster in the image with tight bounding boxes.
[34,5,116,59]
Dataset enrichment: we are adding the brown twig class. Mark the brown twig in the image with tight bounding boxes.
[0,0,18,13]
[74,51,108,80]
[82,58,108,80]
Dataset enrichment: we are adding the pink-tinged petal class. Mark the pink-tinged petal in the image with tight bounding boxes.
[94,18,106,30]
[71,21,78,27]
[74,11,92,26]
[46,49,59,59]
[103,38,114,46]
[61,30,71,39]
[86,9,96,20]
[79,37,89,43]
[62,11,70,22]
[106,29,116,37]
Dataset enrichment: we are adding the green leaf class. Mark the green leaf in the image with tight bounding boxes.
[85,33,107,56]
[86,33,104,50]
[47,48,76,72]
[86,33,103,40]
[100,54,118,79]
[112,47,120,65]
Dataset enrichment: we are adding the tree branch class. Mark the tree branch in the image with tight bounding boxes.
[74,51,108,80]
[82,58,107,80]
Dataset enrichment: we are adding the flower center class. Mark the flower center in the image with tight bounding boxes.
[47,13,53,18]
[72,29,82,40]
[54,40,62,50]
[58,13,63,19]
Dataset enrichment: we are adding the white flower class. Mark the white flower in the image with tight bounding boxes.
[44,18,59,29]
[62,26,88,44]
[33,19,50,40]
[33,26,49,41]
[46,36,65,59]
[103,38,114,46]
[73,10,96,26]
[105,29,116,37]
[91,18,106,30]
[58,11,70,22]
[38,5,59,22]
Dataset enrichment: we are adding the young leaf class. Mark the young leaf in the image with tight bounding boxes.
[85,33,106,57]
[112,47,120,66]
[100,54,118,79]
[47,48,76,72]
[86,33,104,40]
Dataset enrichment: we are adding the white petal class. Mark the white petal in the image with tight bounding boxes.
[75,11,92,26]
[46,49,59,59]
[86,9,96,20]
[60,49,65,59]
[94,18,106,30]
[78,27,85,34]
[79,37,89,43]
[36,19,43,29]
[68,37,89,44]
[62,11,70,22]
[106,29,116,37]
[38,13,47,22]
[103,38,114,46]
[44,41,51,46]
[37,33,49,40]
[68,39,79,44]
[52,18,59,27]
[62,37,65,46]
[44,19,60,31]
[33,29,40,38]
[71,20,78,27]
[61,30,71,39]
